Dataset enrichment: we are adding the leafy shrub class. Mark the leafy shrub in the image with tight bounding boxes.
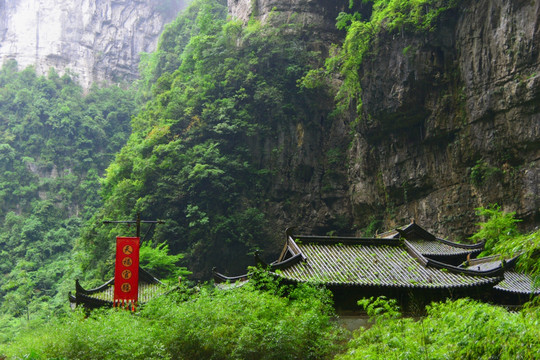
[1,309,170,360]
[337,298,540,360]
[492,229,540,281]
[357,296,401,321]
[139,241,191,282]
[469,205,540,281]
[1,280,347,359]
[470,204,521,253]
[145,284,346,359]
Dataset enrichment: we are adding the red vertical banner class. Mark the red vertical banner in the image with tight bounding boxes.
[114,236,140,310]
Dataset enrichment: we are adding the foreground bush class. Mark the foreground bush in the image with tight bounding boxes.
[1,280,347,359]
[337,298,540,360]
[146,283,346,359]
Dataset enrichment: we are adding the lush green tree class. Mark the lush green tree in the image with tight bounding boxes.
[80,0,324,279]
[470,204,521,252]
[139,242,191,282]
[0,60,137,323]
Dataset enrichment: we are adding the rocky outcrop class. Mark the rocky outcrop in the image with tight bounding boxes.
[2,0,535,239]
[228,0,342,33]
[234,0,539,239]
[228,0,359,51]
[0,0,185,88]
[350,0,540,239]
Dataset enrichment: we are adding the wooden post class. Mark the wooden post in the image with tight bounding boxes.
[103,213,164,240]
[103,214,164,311]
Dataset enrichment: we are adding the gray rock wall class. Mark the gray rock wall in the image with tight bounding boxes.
[235,0,539,238]
[351,0,539,238]
[0,0,185,88]
[228,0,350,49]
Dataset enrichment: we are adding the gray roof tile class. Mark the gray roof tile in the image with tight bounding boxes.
[275,240,499,289]
[494,271,540,295]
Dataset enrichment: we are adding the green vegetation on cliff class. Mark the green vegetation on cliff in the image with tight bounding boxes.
[0,60,137,328]
[304,0,461,117]
[0,0,538,358]
[78,0,325,280]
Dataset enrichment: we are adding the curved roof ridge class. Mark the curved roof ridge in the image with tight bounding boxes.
[76,277,114,295]
[270,253,304,270]
[435,237,485,249]
[395,222,435,241]
[462,254,521,274]
[76,266,163,295]
[212,268,250,284]
[467,254,520,266]
[403,240,506,277]
[381,222,485,251]
[290,234,401,246]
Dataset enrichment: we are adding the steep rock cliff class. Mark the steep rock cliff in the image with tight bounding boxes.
[232,0,540,239]
[0,0,185,88]
[228,0,362,51]
[351,0,539,239]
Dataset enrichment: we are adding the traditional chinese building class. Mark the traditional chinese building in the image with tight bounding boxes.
[69,267,165,310]
[461,255,540,305]
[214,222,539,312]
[376,221,484,265]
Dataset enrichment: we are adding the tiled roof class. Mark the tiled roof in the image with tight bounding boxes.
[377,222,435,240]
[407,239,482,257]
[494,271,540,295]
[376,222,484,257]
[82,282,165,303]
[464,255,509,272]
[70,267,166,308]
[462,255,539,295]
[274,238,500,289]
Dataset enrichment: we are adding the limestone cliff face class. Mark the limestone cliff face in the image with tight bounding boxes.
[228,0,352,50]
[0,0,185,88]
[231,0,540,239]
[351,0,539,239]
